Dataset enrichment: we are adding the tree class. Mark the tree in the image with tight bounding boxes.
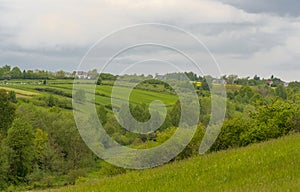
[74,89,86,103]
[97,104,107,125]
[87,69,98,80]
[99,73,117,81]
[211,118,251,151]
[177,124,205,159]
[8,91,17,103]
[10,67,22,79]
[2,65,11,73]
[201,78,210,91]
[228,74,238,84]
[97,76,102,85]
[104,116,123,136]
[131,103,150,122]
[0,137,10,189]
[25,70,35,79]
[1,65,11,79]
[56,70,66,79]
[0,89,16,135]
[34,128,48,169]
[22,70,26,79]
[169,101,181,127]
[48,94,56,107]
[275,84,287,100]
[235,86,254,104]
[253,75,260,81]
[288,81,300,93]
[240,100,295,146]
[7,118,35,180]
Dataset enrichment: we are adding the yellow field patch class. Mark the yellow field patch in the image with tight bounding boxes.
[0,86,39,96]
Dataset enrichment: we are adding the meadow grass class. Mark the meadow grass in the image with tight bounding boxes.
[44,134,300,192]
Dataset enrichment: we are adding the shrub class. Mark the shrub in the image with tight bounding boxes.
[211,118,251,151]
[66,169,87,185]
[75,176,89,185]
[176,124,205,159]
[99,163,126,177]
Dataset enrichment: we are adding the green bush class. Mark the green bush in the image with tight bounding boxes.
[211,118,251,151]
[176,124,205,159]
[66,169,87,185]
[75,176,89,185]
[99,163,126,177]
[213,99,299,150]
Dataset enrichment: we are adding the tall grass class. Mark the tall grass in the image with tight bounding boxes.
[46,134,300,192]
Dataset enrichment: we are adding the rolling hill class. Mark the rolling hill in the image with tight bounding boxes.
[46,134,300,192]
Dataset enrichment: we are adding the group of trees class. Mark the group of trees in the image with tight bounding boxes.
[0,65,23,79]
[0,65,81,80]
[94,80,300,159]
[1,64,287,90]
[0,65,61,80]
[211,99,300,151]
[0,90,96,190]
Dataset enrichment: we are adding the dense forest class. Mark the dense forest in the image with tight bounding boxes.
[0,65,300,191]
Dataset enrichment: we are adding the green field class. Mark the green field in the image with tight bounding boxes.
[44,134,300,192]
[0,80,178,108]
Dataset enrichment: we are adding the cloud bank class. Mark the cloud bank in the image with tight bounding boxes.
[0,0,300,81]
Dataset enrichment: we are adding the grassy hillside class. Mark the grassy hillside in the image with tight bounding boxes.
[46,134,300,192]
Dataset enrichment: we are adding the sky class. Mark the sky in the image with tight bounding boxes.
[0,0,300,81]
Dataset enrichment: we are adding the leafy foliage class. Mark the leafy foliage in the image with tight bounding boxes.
[0,89,16,135]
[6,118,35,182]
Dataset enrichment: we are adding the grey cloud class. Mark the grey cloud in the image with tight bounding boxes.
[0,43,87,58]
[0,0,300,80]
[219,0,300,16]
[188,22,255,36]
[272,56,300,71]
[0,50,79,71]
[0,1,10,11]
[188,22,288,56]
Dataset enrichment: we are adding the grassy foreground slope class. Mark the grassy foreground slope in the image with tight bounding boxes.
[49,134,300,192]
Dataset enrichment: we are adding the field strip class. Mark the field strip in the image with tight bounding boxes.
[0,86,39,96]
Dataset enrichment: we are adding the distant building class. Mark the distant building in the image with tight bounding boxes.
[212,79,226,84]
[155,74,166,80]
[265,80,273,86]
[265,79,289,87]
[74,71,91,79]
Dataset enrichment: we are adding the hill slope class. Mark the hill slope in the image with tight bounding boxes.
[47,134,300,192]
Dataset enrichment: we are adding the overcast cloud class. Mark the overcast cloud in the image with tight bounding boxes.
[0,0,300,81]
